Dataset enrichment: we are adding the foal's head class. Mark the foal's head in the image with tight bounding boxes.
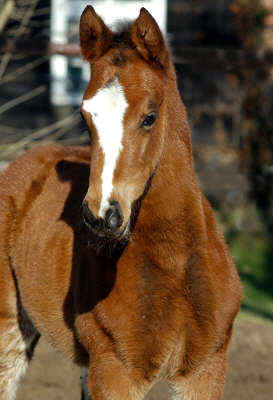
[80,6,173,239]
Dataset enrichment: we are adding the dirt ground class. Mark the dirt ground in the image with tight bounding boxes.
[17,318,273,400]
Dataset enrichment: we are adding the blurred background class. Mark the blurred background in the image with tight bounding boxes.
[0,0,272,399]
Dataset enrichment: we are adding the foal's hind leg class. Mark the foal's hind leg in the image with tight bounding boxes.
[0,292,40,399]
[0,318,29,399]
[0,200,39,399]
[0,260,40,398]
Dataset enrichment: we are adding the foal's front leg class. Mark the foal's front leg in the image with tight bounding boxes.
[76,314,148,400]
[88,354,142,400]
[168,352,227,400]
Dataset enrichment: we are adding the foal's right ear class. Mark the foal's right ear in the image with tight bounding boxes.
[79,6,113,62]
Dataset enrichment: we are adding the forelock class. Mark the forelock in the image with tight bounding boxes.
[111,20,134,46]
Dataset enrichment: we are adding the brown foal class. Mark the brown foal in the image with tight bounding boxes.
[0,6,242,399]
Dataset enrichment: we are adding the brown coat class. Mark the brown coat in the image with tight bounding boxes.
[0,6,242,400]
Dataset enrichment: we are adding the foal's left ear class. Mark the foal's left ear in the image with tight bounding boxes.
[79,5,113,62]
[131,8,169,69]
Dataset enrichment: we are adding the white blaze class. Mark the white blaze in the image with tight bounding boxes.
[83,79,128,217]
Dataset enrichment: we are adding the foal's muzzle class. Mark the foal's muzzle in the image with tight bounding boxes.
[82,200,123,237]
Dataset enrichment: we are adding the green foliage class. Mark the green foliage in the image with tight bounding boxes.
[231,233,269,281]
[218,208,273,321]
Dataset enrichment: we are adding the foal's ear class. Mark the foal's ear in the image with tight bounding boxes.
[131,8,169,69]
[79,6,113,62]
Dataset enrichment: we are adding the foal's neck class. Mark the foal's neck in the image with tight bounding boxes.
[144,81,200,220]
[133,81,208,271]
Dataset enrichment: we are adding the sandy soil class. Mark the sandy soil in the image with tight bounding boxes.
[17,318,273,400]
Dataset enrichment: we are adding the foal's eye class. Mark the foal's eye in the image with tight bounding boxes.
[141,112,157,129]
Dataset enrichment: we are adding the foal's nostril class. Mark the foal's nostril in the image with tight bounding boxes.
[81,200,100,229]
[82,200,123,235]
[105,201,123,232]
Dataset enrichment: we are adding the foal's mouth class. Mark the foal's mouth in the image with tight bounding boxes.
[82,214,129,241]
